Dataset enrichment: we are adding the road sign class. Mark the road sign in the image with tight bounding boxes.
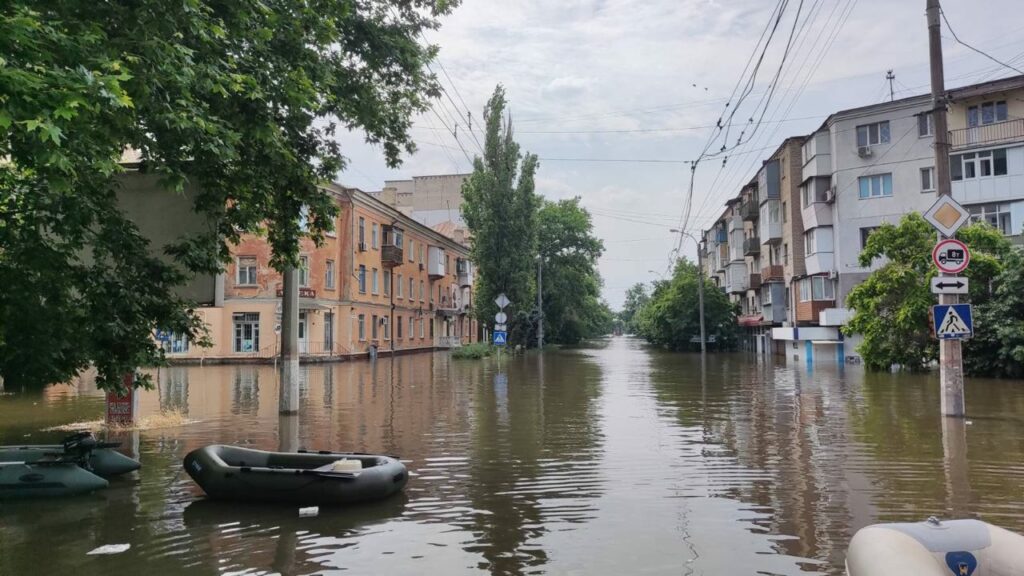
[494,311,508,324]
[106,373,138,426]
[933,304,973,340]
[931,277,969,295]
[154,329,172,343]
[495,323,507,331]
[493,331,507,346]
[923,195,971,237]
[932,238,970,274]
[495,293,510,310]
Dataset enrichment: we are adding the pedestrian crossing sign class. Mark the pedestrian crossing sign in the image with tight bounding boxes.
[932,304,973,340]
[493,331,507,346]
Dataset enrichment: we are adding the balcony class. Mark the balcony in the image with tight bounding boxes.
[804,252,835,277]
[801,201,833,230]
[761,264,784,281]
[738,313,763,327]
[726,262,747,294]
[457,259,474,287]
[427,246,446,278]
[949,118,1024,150]
[743,237,761,256]
[381,243,403,268]
[435,336,462,349]
[748,273,761,290]
[740,201,759,221]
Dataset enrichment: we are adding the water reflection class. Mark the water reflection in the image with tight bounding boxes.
[2,340,1024,575]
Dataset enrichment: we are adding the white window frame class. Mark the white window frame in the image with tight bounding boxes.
[371,267,379,294]
[858,173,893,199]
[383,270,391,296]
[409,317,414,340]
[236,256,258,286]
[968,100,1008,127]
[409,278,415,298]
[371,222,379,249]
[420,280,425,302]
[856,121,890,147]
[358,265,366,294]
[325,259,336,289]
[233,312,260,353]
[358,314,366,341]
[918,113,934,137]
[799,276,835,302]
[358,217,365,246]
[921,167,935,193]
[397,274,403,298]
[382,316,391,340]
[409,239,415,262]
[420,318,425,339]
[298,255,310,287]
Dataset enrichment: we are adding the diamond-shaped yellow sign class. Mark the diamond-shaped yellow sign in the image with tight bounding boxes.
[923,196,970,238]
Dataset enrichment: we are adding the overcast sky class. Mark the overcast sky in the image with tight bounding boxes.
[335,0,1024,309]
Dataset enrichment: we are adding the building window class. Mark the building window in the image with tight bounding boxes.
[860,227,879,249]
[968,203,1012,235]
[445,254,450,274]
[799,276,835,302]
[409,278,415,298]
[409,317,415,340]
[918,112,933,137]
[371,314,378,340]
[299,205,310,232]
[236,256,257,286]
[358,217,365,246]
[358,265,366,293]
[420,280,425,301]
[382,316,390,340]
[782,201,787,223]
[326,259,336,289]
[397,316,403,339]
[409,240,415,262]
[233,312,260,353]
[420,244,425,264]
[166,332,189,354]
[430,318,435,338]
[397,274,403,298]
[783,243,789,266]
[856,121,890,147]
[858,173,893,199]
[968,100,1008,127]
[298,256,309,287]
[420,318,425,338]
[371,222,379,249]
[921,167,935,193]
[383,270,391,296]
[951,149,1007,180]
[804,230,814,255]
[358,314,366,341]
[371,268,379,294]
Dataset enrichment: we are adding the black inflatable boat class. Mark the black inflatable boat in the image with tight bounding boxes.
[183,445,408,505]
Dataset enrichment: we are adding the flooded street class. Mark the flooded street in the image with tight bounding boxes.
[3,337,1024,575]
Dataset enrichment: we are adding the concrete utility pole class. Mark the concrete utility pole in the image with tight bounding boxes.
[927,0,966,417]
[536,257,544,349]
[696,240,707,355]
[279,266,300,415]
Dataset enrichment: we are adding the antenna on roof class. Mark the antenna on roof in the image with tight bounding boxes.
[886,70,896,102]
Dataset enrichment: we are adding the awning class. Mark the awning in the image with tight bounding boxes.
[299,301,331,311]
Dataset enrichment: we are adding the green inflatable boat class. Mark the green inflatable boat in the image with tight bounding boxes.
[0,432,141,477]
[0,460,108,499]
[184,445,408,506]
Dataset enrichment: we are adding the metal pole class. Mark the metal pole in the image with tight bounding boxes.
[927,0,965,417]
[279,266,300,415]
[537,257,544,349]
[696,239,707,354]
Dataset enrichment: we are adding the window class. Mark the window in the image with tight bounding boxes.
[801,178,830,207]
[860,227,879,249]
[298,256,309,287]
[397,274,403,298]
[236,256,257,286]
[918,112,933,137]
[299,205,310,232]
[371,314,378,340]
[430,318,434,338]
[858,173,893,199]
[420,280,425,302]
[420,244,425,264]
[371,223,379,249]
[409,278,415,298]
[409,239,415,262]
[799,277,835,301]
[397,316,403,338]
[921,167,935,193]
[804,230,814,255]
[783,243,789,266]
[445,254,450,274]
[383,270,391,296]
[856,121,890,147]
[951,149,1007,180]
[326,259,336,289]
[967,100,1008,127]
[420,318,425,338]
[166,332,189,354]
[358,265,366,293]
[325,312,334,351]
[968,203,1012,235]
[233,312,260,353]
[358,217,365,246]
[782,201,787,223]
[409,317,415,340]
[371,268,379,294]
[383,316,390,340]
[358,314,366,341]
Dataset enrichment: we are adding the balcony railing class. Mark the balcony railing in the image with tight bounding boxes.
[740,201,759,221]
[743,237,761,256]
[761,264,784,281]
[949,118,1024,150]
[435,336,461,349]
[748,273,761,290]
[381,244,403,268]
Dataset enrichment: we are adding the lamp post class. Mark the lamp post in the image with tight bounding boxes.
[670,228,706,354]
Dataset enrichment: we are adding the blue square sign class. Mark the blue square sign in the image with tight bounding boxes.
[493,331,507,346]
[933,304,973,340]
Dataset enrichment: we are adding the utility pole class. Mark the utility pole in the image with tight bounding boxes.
[279,266,300,415]
[696,239,707,354]
[886,69,896,102]
[927,0,965,418]
[536,257,544,349]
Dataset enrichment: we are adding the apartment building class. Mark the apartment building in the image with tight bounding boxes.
[158,184,478,363]
[372,173,471,227]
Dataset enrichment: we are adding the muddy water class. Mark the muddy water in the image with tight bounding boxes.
[2,337,1023,575]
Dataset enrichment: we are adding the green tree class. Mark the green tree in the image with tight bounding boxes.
[966,248,1024,378]
[461,85,540,347]
[620,283,650,333]
[0,2,455,389]
[536,198,608,345]
[845,213,1009,372]
[635,260,738,351]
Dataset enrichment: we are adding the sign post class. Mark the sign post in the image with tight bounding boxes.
[106,373,138,426]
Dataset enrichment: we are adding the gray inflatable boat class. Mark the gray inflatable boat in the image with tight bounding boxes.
[0,432,140,477]
[0,460,109,499]
[184,445,408,505]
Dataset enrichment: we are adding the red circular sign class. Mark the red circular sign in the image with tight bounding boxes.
[932,238,970,274]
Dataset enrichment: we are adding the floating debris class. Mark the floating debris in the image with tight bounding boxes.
[87,544,131,555]
[42,410,195,432]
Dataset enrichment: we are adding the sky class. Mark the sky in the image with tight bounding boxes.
[335,0,1024,309]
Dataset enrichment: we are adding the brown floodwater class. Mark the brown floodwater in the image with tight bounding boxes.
[2,337,1023,575]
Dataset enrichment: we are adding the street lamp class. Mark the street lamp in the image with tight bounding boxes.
[670,228,707,355]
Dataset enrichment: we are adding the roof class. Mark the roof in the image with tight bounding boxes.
[432,220,459,238]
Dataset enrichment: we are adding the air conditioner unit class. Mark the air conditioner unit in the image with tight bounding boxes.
[857,145,873,158]
[828,269,839,280]
[827,185,837,203]
[358,241,367,252]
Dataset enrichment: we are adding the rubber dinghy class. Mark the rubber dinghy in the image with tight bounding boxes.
[184,445,408,506]
[0,432,141,477]
[846,517,1024,575]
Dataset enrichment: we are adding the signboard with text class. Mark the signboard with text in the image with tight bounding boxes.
[105,373,138,426]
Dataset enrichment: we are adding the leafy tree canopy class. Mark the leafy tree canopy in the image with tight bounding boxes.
[634,259,738,351]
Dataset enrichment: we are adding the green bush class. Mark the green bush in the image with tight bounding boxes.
[451,342,493,359]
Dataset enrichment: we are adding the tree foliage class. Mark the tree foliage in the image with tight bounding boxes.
[537,198,611,344]
[0,1,455,389]
[634,260,738,351]
[619,283,650,334]
[845,213,1011,372]
[461,85,540,347]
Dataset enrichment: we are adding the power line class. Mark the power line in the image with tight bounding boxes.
[941,8,1024,75]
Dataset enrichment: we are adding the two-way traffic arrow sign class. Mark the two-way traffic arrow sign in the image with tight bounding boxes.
[930,277,969,295]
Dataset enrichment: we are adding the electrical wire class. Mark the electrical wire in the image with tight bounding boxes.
[941,9,1024,75]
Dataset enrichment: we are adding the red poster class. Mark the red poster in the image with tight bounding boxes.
[106,373,137,425]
